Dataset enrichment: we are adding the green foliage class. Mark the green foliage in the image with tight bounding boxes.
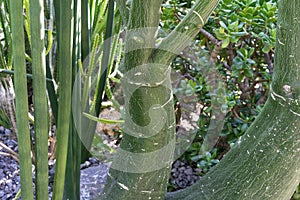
[0,108,10,128]
[205,0,277,146]
[163,0,280,190]
[197,151,219,174]
[161,0,190,29]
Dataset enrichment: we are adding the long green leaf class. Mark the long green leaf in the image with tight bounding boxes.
[83,112,124,124]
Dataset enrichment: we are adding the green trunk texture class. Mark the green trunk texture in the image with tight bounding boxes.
[101,1,170,199]
[166,1,300,199]
[101,1,219,199]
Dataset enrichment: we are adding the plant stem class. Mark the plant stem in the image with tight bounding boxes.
[9,0,34,199]
[64,0,82,198]
[29,0,49,198]
[152,0,220,65]
[52,0,74,199]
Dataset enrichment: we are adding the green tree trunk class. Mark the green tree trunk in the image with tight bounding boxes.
[101,0,220,199]
[166,0,300,199]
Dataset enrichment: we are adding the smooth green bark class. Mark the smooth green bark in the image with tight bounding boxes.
[166,0,300,199]
[101,1,220,199]
[101,1,172,199]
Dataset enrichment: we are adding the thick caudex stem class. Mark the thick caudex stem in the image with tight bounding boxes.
[101,1,220,199]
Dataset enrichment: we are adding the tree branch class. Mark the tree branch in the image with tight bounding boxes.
[151,0,220,65]
[123,0,164,71]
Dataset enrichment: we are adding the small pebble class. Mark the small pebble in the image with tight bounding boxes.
[0,190,4,198]
[4,128,11,135]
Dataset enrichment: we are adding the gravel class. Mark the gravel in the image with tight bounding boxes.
[169,160,201,191]
[0,126,201,199]
[0,126,109,200]
[0,127,21,199]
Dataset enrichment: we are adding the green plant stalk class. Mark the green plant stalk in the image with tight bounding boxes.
[72,0,82,197]
[0,108,11,128]
[80,0,115,162]
[65,0,82,198]
[166,0,300,199]
[0,0,11,67]
[29,0,49,198]
[67,55,83,200]
[81,34,99,111]
[94,0,114,120]
[1,0,13,69]
[105,30,123,111]
[107,16,120,77]
[9,0,34,199]
[91,0,108,41]
[79,33,100,163]
[109,35,123,78]
[13,188,21,200]
[0,69,52,81]
[104,19,122,111]
[52,0,60,83]
[152,0,220,65]
[92,0,108,33]
[0,48,7,69]
[23,0,31,45]
[92,15,107,43]
[45,63,58,123]
[65,123,75,200]
[45,0,58,124]
[52,0,73,199]
[45,30,53,55]
[89,0,95,25]
[83,112,124,124]
[81,0,90,61]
